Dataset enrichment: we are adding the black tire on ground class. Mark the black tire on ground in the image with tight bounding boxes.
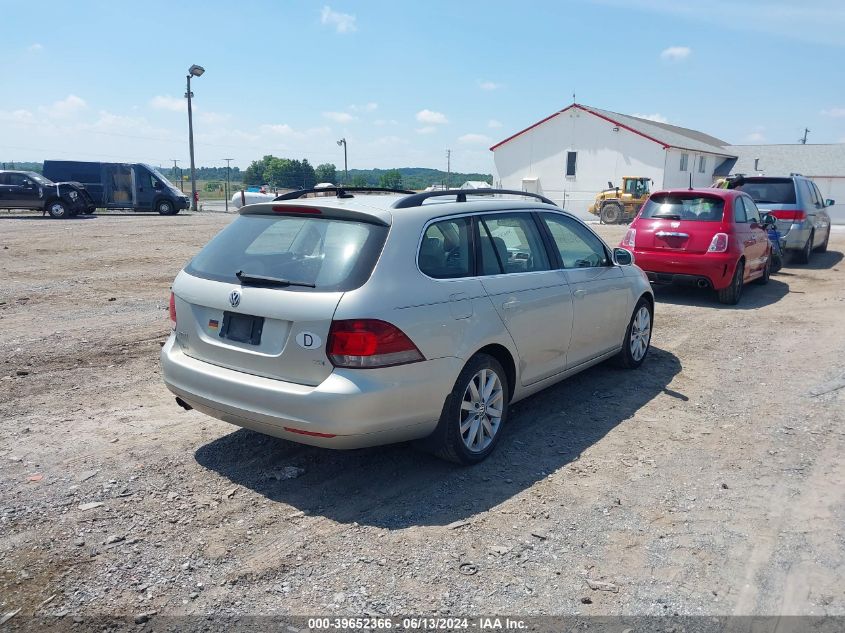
[614,296,653,369]
[418,353,510,465]
[792,231,813,264]
[156,199,177,216]
[814,227,830,253]
[770,249,783,274]
[600,202,623,225]
[45,200,70,219]
[755,253,771,284]
[718,260,744,305]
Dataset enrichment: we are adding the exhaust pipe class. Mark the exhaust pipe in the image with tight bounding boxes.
[697,279,709,288]
[175,397,193,411]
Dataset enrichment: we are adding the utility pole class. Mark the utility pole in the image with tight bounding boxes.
[799,128,810,144]
[171,160,182,191]
[446,149,451,189]
[223,158,233,213]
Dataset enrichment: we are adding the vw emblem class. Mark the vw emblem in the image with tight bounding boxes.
[229,290,241,308]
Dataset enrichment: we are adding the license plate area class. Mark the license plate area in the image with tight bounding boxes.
[220,311,264,345]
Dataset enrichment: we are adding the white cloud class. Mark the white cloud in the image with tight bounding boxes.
[321,6,357,33]
[744,131,767,143]
[0,108,35,123]
[40,95,87,118]
[632,112,669,123]
[488,119,503,128]
[478,80,502,91]
[349,102,378,112]
[458,133,492,145]
[368,136,408,147]
[198,111,230,124]
[150,95,185,112]
[416,126,437,135]
[323,111,356,123]
[821,107,845,118]
[416,109,448,125]
[261,123,296,136]
[27,43,43,52]
[660,46,691,61]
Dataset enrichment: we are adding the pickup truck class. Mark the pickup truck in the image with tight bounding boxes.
[0,170,95,218]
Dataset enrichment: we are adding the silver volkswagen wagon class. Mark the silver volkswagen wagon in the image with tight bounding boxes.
[161,188,654,463]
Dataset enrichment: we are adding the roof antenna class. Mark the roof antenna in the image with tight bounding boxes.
[688,172,693,190]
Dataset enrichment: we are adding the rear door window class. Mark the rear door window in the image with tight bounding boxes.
[477,213,550,274]
[541,213,610,268]
[418,217,473,278]
[186,214,388,291]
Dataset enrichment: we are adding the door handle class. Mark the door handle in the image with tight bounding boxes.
[573,289,586,298]
[502,299,519,310]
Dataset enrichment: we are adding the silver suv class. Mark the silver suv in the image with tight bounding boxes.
[728,175,833,263]
[160,188,654,464]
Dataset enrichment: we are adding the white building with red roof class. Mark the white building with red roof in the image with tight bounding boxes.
[490,103,736,217]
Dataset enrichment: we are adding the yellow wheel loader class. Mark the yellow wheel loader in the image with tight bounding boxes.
[588,176,651,224]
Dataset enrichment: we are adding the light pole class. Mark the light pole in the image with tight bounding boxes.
[223,158,233,213]
[337,138,347,185]
[185,64,205,211]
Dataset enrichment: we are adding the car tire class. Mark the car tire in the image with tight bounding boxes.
[421,353,509,465]
[755,254,771,284]
[156,200,177,216]
[600,202,623,225]
[770,249,783,274]
[46,200,70,219]
[614,297,653,369]
[814,227,830,253]
[718,260,744,305]
[793,231,813,264]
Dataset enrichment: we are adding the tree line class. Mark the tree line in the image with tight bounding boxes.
[242,155,491,190]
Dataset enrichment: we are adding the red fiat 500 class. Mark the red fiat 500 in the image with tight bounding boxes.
[620,189,773,305]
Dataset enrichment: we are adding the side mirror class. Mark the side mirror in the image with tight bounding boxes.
[761,213,777,228]
[153,181,162,190]
[825,199,835,207]
[613,247,634,266]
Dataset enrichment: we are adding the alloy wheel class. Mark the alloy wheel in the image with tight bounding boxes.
[630,305,651,362]
[459,368,504,453]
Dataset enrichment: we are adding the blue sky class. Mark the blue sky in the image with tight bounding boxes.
[1,0,844,174]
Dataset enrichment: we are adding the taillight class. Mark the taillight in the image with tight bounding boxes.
[327,319,424,368]
[769,210,806,222]
[707,233,729,253]
[621,228,636,248]
[169,292,177,329]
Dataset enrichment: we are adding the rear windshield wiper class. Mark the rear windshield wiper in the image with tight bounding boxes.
[235,270,316,288]
[650,213,681,220]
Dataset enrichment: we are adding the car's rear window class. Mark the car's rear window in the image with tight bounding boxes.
[730,178,796,204]
[185,215,388,291]
[640,194,725,222]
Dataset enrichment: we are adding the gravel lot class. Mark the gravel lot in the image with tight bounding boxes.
[1,211,844,624]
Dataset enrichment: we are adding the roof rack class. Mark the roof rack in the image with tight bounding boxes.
[274,186,415,201]
[391,188,556,209]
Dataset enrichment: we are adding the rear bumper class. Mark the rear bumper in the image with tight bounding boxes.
[781,223,811,250]
[160,336,460,449]
[632,250,737,290]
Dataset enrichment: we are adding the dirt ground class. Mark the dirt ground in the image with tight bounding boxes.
[1,210,844,624]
